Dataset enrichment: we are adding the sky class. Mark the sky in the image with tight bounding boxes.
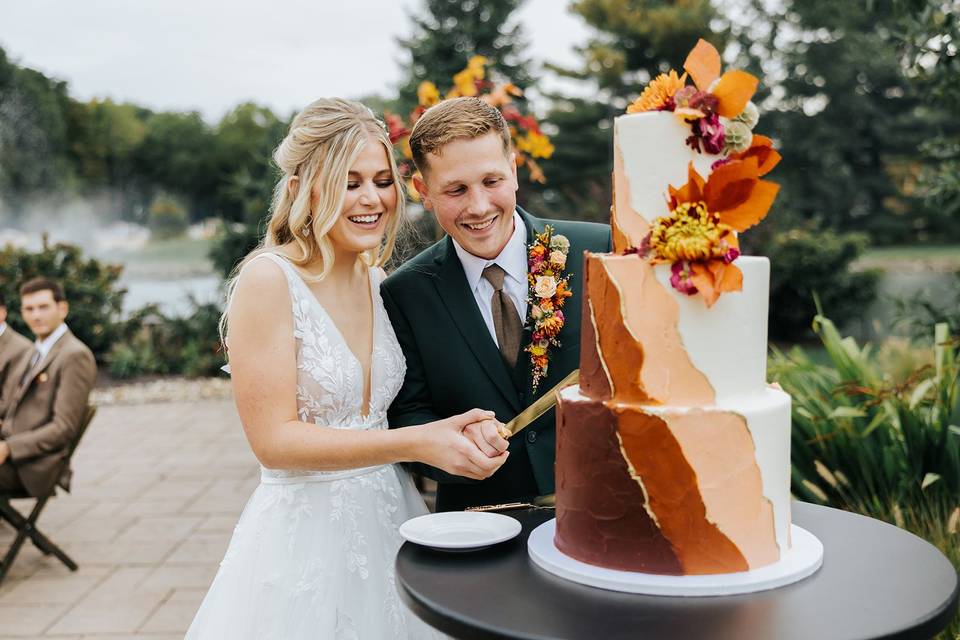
[0,0,592,122]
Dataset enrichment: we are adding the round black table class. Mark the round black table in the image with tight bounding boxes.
[396,502,959,640]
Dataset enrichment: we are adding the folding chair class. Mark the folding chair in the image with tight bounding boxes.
[0,405,97,585]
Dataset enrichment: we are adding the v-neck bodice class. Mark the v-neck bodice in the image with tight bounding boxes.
[252,253,407,480]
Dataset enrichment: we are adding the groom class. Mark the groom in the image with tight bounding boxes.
[382,97,610,512]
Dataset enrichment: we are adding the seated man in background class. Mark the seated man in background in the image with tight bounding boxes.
[0,292,32,408]
[0,278,97,498]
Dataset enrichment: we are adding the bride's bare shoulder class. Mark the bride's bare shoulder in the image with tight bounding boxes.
[229,255,291,320]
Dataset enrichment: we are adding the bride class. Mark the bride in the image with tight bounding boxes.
[186,98,510,639]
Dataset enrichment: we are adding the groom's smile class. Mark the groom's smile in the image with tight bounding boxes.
[415,132,519,260]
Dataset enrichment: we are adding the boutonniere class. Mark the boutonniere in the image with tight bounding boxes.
[524,226,572,394]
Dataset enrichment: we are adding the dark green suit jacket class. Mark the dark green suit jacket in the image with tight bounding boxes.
[382,207,611,511]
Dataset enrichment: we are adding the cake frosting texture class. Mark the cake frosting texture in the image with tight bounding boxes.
[554,110,792,576]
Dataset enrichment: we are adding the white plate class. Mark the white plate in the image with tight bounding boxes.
[399,511,522,551]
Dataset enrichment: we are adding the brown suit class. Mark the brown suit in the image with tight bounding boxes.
[0,325,32,408]
[0,328,97,497]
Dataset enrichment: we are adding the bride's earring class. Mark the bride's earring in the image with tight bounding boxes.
[301,216,313,237]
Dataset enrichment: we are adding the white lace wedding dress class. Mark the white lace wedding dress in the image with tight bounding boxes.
[186,253,445,639]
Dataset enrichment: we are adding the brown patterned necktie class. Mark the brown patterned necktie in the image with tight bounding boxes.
[482,264,523,368]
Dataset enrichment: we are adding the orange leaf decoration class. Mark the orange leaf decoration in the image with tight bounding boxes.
[683,39,721,91]
[669,162,706,207]
[690,260,744,308]
[712,70,759,118]
[704,157,760,212]
[718,179,780,232]
[730,135,781,176]
[689,262,720,307]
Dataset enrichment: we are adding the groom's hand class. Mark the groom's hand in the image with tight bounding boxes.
[416,409,509,481]
[462,418,509,458]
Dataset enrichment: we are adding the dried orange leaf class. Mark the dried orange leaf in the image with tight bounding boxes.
[713,70,759,118]
[683,39,721,91]
[731,135,781,176]
[718,179,780,232]
[704,157,759,212]
[690,262,721,307]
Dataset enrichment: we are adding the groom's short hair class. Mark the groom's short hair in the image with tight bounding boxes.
[409,97,512,176]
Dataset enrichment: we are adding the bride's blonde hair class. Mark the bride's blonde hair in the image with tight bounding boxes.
[221,98,405,345]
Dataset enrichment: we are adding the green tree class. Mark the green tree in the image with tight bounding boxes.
[397,0,534,111]
[730,0,948,243]
[132,111,218,219]
[529,0,721,222]
[66,98,150,217]
[0,46,73,208]
[887,0,960,240]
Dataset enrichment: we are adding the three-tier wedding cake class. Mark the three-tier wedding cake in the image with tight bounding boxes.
[553,40,792,575]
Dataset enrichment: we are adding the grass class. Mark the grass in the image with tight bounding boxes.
[856,244,960,273]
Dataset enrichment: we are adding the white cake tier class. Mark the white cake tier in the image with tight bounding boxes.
[615,111,722,227]
[653,255,771,401]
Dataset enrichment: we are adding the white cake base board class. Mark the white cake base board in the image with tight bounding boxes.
[528,518,823,596]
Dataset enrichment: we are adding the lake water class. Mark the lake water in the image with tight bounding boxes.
[120,274,223,317]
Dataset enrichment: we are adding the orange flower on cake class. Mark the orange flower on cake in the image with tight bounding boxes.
[637,136,781,307]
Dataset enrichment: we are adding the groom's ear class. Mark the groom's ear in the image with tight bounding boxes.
[413,173,433,211]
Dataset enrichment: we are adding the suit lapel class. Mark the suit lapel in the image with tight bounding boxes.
[433,238,522,412]
[10,331,69,409]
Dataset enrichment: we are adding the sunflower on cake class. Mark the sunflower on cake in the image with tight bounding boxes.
[530,39,823,593]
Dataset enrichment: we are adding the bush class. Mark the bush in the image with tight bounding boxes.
[0,240,126,362]
[147,195,189,240]
[209,222,260,280]
[768,229,881,342]
[770,315,960,637]
[107,298,225,379]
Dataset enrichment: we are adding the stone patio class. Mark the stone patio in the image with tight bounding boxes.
[0,398,259,638]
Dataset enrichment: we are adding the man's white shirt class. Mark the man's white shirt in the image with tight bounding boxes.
[0,322,6,338]
[34,322,68,362]
[452,211,528,349]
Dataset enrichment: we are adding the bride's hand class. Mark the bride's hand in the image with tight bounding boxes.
[414,409,509,480]
[461,417,509,458]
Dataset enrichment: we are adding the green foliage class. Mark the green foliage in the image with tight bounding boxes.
[397,0,533,111]
[770,316,960,636]
[772,316,959,511]
[107,299,224,379]
[147,195,189,240]
[0,47,73,201]
[767,229,880,342]
[0,240,125,362]
[731,0,956,243]
[209,221,263,280]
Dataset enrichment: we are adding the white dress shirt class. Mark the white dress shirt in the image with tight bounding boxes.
[452,211,529,349]
[0,322,6,338]
[34,322,69,362]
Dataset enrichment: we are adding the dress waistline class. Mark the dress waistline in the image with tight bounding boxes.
[259,464,389,485]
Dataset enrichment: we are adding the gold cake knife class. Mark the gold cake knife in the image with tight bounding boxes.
[502,369,579,438]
